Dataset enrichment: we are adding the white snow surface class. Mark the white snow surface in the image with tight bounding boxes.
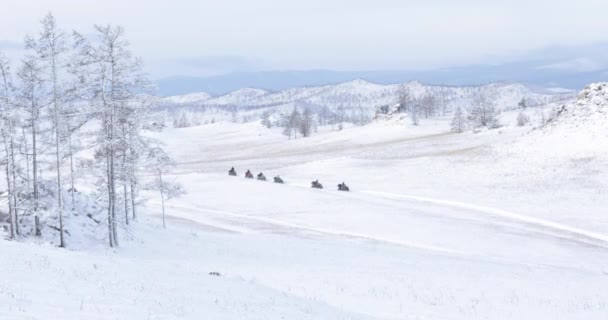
[2,94,608,319]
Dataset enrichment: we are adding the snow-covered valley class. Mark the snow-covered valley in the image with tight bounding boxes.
[4,4,608,319]
[3,86,608,319]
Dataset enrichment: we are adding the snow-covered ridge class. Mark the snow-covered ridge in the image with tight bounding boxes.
[162,92,213,104]
[210,88,270,105]
[158,79,576,114]
[505,82,608,161]
[549,82,608,130]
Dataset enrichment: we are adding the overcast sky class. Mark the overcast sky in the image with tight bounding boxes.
[2,0,608,79]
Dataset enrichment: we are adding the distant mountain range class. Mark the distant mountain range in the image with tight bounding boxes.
[157,79,576,116]
[156,63,608,96]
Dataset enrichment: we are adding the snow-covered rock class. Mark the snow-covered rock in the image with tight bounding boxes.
[548,82,608,132]
[505,82,608,162]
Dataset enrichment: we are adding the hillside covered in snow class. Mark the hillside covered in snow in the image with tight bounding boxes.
[503,82,608,162]
[3,7,608,320]
[158,80,575,115]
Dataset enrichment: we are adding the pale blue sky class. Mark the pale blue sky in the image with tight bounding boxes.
[2,0,608,78]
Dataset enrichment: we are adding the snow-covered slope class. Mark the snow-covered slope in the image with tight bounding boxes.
[205,88,269,106]
[162,92,212,105]
[505,82,608,161]
[3,103,607,319]
[160,80,575,116]
[547,82,608,134]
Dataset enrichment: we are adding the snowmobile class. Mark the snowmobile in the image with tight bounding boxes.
[273,175,284,184]
[337,182,350,192]
[228,167,237,176]
[311,180,323,189]
[257,172,267,181]
[245,170,254,179]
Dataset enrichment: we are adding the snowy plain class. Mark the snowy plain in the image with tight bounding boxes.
[2,101,608,319]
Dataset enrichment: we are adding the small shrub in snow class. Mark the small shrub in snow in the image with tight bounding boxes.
[517,111,530,126]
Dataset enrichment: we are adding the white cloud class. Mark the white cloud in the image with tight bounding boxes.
[2,0,608,77]
[539,57,604,72]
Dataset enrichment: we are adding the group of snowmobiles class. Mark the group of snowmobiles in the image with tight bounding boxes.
[229,167,349,191]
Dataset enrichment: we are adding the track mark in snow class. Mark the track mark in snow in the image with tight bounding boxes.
[160,202,468,256]
[362,190,608,248]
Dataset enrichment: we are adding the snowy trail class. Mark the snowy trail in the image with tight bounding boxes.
[156,199,608,276]
[156,174,608,274]
[362,190,608,247]
[154,201,467,255]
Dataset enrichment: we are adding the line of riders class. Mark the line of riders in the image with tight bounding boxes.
[229,167,350,192]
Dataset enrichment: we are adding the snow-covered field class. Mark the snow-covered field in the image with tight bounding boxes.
[2,101,608,319]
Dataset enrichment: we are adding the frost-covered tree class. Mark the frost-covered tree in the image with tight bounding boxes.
[438,86,451,116]
[15,56,46,235]
[73,24,152,247]
[516,111,530,126]
[410,97,420,126]
[26,12,69,247]
[260,110,272,128]
[231,111,238,123]
[451,106,466,133]
[0,52,18,239]
[420,93,437,118]
[468,91,500,128]
[282,107,301,139]
[518,97,527,110]
[335,106,345,131]
[0,13,167,248]
[299,108,313,137]
[173,112,190,128]
[396,85,412,113]
[145,147,183,229]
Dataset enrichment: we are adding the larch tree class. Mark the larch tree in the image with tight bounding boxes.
[26,12,69,247]
[73,24,152,247]
[410,96,420,126]
[299,108,313,137]
[396,84,412,113]
[146,146,183,229]
[468,91,499,128]
[289,107,301,139]
[451,106,466,133]
[16,56,46,236]
[518,97,527,110]
[335,106,345,131]
[260,110,271,128]
[0,52,17,239]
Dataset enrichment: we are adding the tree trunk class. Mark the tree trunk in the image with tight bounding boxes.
[123,183,129,225]
[68,131,75,211]
[10,135,19,236]
[4,141,14,239]
[21,128,31,195]
[130,179,137,221]
[106,152,114,248]
[31,111,40,236]
[51,49,65,248]
[159,171,166,229]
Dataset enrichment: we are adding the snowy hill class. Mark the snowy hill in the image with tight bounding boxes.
[162,92,213,105]
[158,80,575,116]
[207,88,270,106]
[505,82,608,161]
[547,82,608,133]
